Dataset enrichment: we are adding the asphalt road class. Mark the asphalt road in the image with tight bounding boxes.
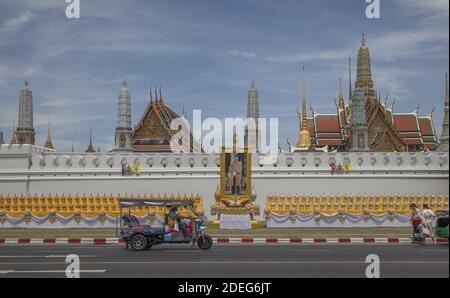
[0,244,448,278]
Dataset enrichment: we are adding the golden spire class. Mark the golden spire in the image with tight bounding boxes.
[44,117,54,150]
[338,78,345,110]
[298,66,311,149]
[301,66,308,130]
[85,126,96,153]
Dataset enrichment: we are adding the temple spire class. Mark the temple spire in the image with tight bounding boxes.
[439,72,449,151]
[16,80,35,145]
[298,66,311,149]
[301,67,308,130]
[44,117,54,150]
[355,35,375,101]
[246,80,260,152]
[85,126,96,153]
[113,81,132,152]
[10,121,17,144]
[348,57,353,107]
[338,78,345,110]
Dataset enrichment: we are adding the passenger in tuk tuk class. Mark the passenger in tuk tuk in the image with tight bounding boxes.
[168,207,188,239]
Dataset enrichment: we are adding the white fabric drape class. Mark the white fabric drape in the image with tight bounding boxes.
[220,214,252,230]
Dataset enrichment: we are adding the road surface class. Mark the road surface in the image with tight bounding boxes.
[0,244,448,278]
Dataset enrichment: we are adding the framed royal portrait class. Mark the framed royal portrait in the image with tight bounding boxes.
[224,153,248,195]
[219,145,252,200]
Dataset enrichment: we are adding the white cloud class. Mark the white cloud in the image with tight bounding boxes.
[0,11,34,33]
[229,50,257,59]
[264,49,350,63]
[397,0,449,18]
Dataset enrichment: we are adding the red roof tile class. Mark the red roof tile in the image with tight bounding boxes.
[418,118,434,136]
[394,114,420,132]
[317,139,343,146]
[307,119,315,135]
[315,115,341,132]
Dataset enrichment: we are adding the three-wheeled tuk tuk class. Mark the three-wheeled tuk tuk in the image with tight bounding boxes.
[435,209,449,240]
[118,198,213,251]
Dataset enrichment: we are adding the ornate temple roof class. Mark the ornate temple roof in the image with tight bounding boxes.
[310,114,344,146]
[131,87,183,152]
[393,113,423,145]
[301,36,438,152]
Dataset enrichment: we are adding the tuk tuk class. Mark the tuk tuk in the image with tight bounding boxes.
[118,198,213,251]
[435,209,449,240]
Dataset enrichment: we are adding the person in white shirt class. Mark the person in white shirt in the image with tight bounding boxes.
[422,203,436,244]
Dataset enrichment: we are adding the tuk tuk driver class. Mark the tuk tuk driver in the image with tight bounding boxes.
[168,207,188,239]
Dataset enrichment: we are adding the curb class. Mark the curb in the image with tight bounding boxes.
[0,237,448,245]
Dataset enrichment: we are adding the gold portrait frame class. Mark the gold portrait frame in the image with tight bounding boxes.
[218,144,252,204]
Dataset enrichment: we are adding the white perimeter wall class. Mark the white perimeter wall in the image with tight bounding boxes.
[1,145,449,219]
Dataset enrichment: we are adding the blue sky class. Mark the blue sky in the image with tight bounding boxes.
[0,0,448,151]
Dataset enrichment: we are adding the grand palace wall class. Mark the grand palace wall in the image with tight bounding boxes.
[1,145,448,223]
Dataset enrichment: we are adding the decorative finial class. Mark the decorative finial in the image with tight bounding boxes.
[154,87,158,102]
[159,85,163,102]
[251,81,256,90]
[24,81,29,87]
[123,80,128,88]
[149,87,153,103]
[429,106,435,117]
[362,33,366,46]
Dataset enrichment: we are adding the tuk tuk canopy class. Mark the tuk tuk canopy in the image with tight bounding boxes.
[119,198,195,208]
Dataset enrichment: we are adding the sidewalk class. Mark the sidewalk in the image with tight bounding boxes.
[0,227,414,239]
[0,237,448,245]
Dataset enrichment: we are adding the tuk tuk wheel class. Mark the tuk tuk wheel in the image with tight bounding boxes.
[197,235,213,250]
[130,234,148,251]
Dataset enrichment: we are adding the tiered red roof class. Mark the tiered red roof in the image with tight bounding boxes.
[393,114,423,145]
[311,114,343,146]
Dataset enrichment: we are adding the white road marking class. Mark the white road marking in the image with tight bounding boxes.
[0,255,99,258]
[293,250,331,252]
[0,270,106,274]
